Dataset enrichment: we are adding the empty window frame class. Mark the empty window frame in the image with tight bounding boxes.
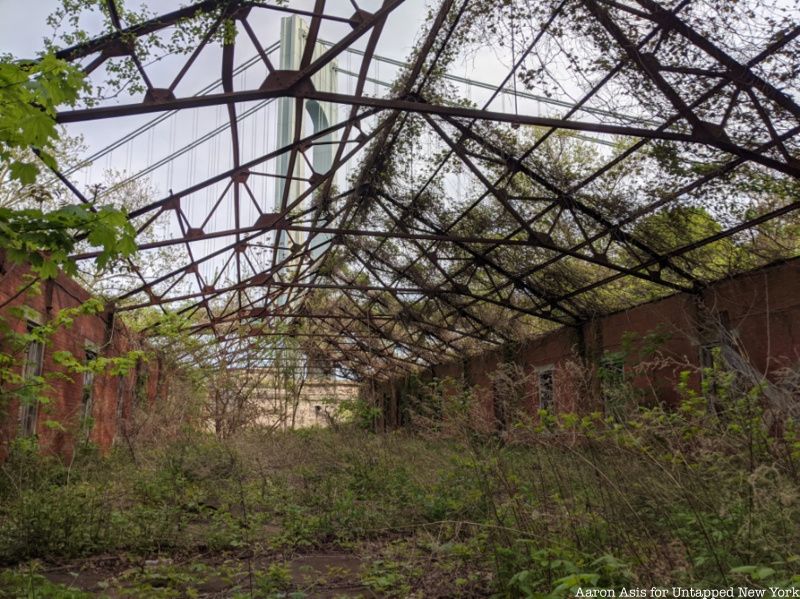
[600,352,628,420]
[700,343,729,414]
[114,376,127,439]
[19,321,45,436]
[537,367,554,410]
[599,352,625,396]
[80,348,98,432]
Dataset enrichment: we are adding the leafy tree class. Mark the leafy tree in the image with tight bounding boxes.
[0,54,86,185]
[0,47,140,440]
[0,51,136,278]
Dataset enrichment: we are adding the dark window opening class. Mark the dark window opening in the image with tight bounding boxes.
[600,352,628,421]
[114,375,126,440]
[134,362,149,407]
[19,321,45,437]
[538,369,554,410]
[700,343,729,415]
[81,349,97,434]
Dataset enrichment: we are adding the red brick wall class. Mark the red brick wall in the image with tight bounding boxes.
[0,262,152,459]
[370,258,800,426]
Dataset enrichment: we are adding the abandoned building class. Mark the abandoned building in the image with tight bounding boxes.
[1,0,798,446]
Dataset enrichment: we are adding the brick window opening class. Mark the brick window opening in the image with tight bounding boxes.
[600,352,626,419]
[538,368,554,410]
[700,343,729,415]
[80,349,98,435]
[19,321,45,437]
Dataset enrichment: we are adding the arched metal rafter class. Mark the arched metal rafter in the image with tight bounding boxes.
[46,0,800,380]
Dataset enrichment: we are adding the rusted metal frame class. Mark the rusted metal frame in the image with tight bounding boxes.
[342,249,465,360]
[116,111,385,304]
[168,10,228,92]
[373,187,578,324]
[264,98,321,309]
[456,25,800,310]
[122,106,381,220]
[523,122,798,307]
[303,335,410,379]
[220,37,245,310]
[242,181,267,215]
[174,235,333,326]
[535,25,800,285]
[81,53,109,76]
[284,0,459,322]
[719,90,742,130]
[250,116,389,312]
[371,194,600,336]
[364,194,514,346]
[275,15,391,313]
[368,193,487,301]
[300,0,325,68]
[132,232,339,321]
[440,116,699,290]
[263,0,327,307]
[265,0,396,306]
[373,189,560,337]
[343,226,574,326]
[329,0,463,216]
[333,297,442,367]
[349,236,524,342]
[274,0,407,94]
[306,310,422,370]
[206,248,240,294]
[580,0,799,178]
[569,23,800,196]
[375,186,557,319]
[58,88,733,143]
[184,312,396,333]
[464,0,681,209]
[200,333,411,377]
[448,119,695,291]
[424,114,611,315]
[76,221,623,258]
[744,89,795,163]
[105,0,155,90]
[55,0,351,61]
[144,262,195,304]
[243,1,358,25]
[655,65,726,78]
[200,329,386,340]
[365,193,514,343]
[407,0,474,96]
[560,191,800,303]
[116,226,271,302]
[240,17,276,74]
[443,131,681,284]
[172,200,224,326]
[627,0,800,123]
[315,0,466,318]
[384,0,634,252]
[263,280,450,294]
[56,0,228,60]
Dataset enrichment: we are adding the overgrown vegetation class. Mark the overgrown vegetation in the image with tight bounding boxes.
[1,366,799,597]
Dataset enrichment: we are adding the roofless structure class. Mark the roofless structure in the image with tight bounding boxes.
[49,0,799,381]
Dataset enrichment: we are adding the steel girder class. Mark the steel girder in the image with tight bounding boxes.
[44,0,800,379]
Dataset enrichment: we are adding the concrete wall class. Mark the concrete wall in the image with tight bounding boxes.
[368,258,800,428]
[0,262,153,458]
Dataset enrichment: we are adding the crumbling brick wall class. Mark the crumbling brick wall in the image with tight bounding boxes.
[0,262,155,459]
[368,258,800,427]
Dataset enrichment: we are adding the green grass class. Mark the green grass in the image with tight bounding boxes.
[1,394,799,597]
